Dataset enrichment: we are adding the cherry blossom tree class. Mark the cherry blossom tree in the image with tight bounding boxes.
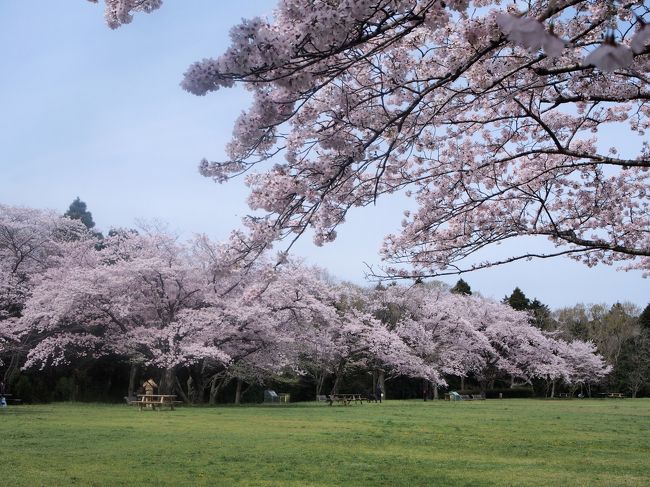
[0,205,87,319]
[372,282,609,396]
[14,216,432,403]
[8,200,611,402]
[86,0,162,29]
[19,230,218,398]
[374,284,484,391]
[310,282,436,395]
[457,296,610,396]
[176,261,325,403]
[0,205,89,381]
[91,0,650,278]
[558,339,612,397]
[184,261,431,402]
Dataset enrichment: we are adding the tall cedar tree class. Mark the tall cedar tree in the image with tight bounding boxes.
[529,299,553,331]
[65,197,95,230]
[505,287,530,311]
[450,279,472,296]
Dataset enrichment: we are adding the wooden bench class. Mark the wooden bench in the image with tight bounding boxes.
[557,393,571,398]
[597,392,625,399]
[607,392,625,398]
[328,394,367,406]
[132,394,181,411]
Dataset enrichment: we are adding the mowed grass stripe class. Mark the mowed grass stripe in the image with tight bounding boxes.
[1,399,649,486]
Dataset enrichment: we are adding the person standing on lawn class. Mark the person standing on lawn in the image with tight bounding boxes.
[143,378,157,396]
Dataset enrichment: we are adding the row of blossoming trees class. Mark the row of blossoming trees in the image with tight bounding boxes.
[1,204,610,402]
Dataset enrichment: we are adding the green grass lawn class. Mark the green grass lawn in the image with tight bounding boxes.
[1,399,649,486]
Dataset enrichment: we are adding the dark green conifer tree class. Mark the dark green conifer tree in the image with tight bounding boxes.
[504,287,530,311]
[529,298,553,330]
[64,197,96,230]
[450,279,472,295]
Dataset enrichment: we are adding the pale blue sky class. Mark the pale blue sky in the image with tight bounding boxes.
[1,1,648,310]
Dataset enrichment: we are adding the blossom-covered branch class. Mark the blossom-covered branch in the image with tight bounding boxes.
[174,0,650,277]
[89,0,650,276]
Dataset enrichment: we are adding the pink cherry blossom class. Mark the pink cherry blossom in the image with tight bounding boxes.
[496,13,565,58]
[88,2,650,278]
[584,40,634,72]
[87,0,162,29]
[1,204,91,369]
[145,1,650,278]
[5,202,610,398]
[631,24,650,54]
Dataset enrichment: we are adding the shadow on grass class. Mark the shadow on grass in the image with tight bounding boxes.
[193,402,383,409]
[0,406,54,416]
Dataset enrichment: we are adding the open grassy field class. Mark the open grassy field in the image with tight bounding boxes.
[1,399,649,486]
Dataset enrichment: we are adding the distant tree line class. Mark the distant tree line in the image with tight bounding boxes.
[0,201,642,403]
[499,286,650,398]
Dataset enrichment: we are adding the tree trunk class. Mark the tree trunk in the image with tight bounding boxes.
[128,362,138,398]
[234,378,243,405]
[195,375,206,404]
[209,375,220,405]
[72,368,80,402]
[330,361,346,395]
[209,375,231,405]
[550,379,556,398]
[191,360,208,404]
[173,374,190,404]
[315,371,326,398]
[159,367,175,395]
[188,371,207,404]
[3,352,22,389]
[433,384,439,400]
[378,370,386,399]
[479,380,487,398]
[104,373,113,400]
[187,375,196,404]
[330,374,342,395]
[460,376,465,391]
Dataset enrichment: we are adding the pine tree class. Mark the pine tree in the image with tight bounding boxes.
[529,299,553,330]
[504,287,530,311]
[450,279,472,296]
[64,197,96,230]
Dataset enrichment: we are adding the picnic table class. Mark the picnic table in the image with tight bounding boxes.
[328,394,366,406]
[133,394,181,411]
[599,392,625,398]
